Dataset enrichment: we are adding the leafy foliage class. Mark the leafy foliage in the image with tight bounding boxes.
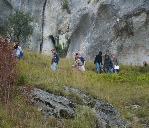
[54,35,70,58]
[8,10,34,45]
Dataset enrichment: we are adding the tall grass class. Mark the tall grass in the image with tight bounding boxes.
[1,50,149,127]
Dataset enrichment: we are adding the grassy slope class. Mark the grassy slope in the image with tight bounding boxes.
[0,50,149,128]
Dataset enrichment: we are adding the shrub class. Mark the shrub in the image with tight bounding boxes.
[0,45,17,104]
[54,36,70,58]
[7,10,34,46]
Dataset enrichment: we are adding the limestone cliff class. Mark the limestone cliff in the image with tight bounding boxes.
[0,0,149,65]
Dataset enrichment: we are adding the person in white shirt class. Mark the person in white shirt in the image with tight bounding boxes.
[13,42,23,59]
[111,54,119,73]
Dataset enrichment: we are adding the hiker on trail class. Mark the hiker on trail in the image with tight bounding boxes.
[111,54,119,73]
[12,42,23,59]
[103,54,113,73]
[51,49,59,71]
[94,51,103,74]
[75,53,86,71]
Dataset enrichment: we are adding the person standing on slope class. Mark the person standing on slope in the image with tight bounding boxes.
[104,54,113,73]
[75,53,86,71]
[51,49,59,71]
[94,51,103,74]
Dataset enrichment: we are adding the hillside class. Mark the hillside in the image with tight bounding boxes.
[0,50,149,128]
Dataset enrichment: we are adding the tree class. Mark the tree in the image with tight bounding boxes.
[8,10,34,46]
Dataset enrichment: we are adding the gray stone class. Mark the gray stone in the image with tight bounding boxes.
[29,87,129,127]
[30,88,76,119]
[69,87,129,128]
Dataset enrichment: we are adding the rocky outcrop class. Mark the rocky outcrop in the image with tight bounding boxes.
[30,88,76,119]
[0,0,149,65]
[30,87,129,127]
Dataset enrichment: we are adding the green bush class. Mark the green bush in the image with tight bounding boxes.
[55,36,69,58]
[7,10,34,46]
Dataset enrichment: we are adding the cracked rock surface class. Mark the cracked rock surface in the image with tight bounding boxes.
[30,87,129,128]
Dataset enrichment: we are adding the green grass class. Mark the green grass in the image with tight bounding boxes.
[1,50,149,128]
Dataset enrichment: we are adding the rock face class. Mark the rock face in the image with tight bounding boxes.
[67,0,149,65]
[0,0,13,31]
[0,0,149,65]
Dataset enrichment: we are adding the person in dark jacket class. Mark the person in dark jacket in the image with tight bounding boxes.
[104,54,113,73]
[3,37,9,47]
[51,49,59,71]
[94,51,103,73]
